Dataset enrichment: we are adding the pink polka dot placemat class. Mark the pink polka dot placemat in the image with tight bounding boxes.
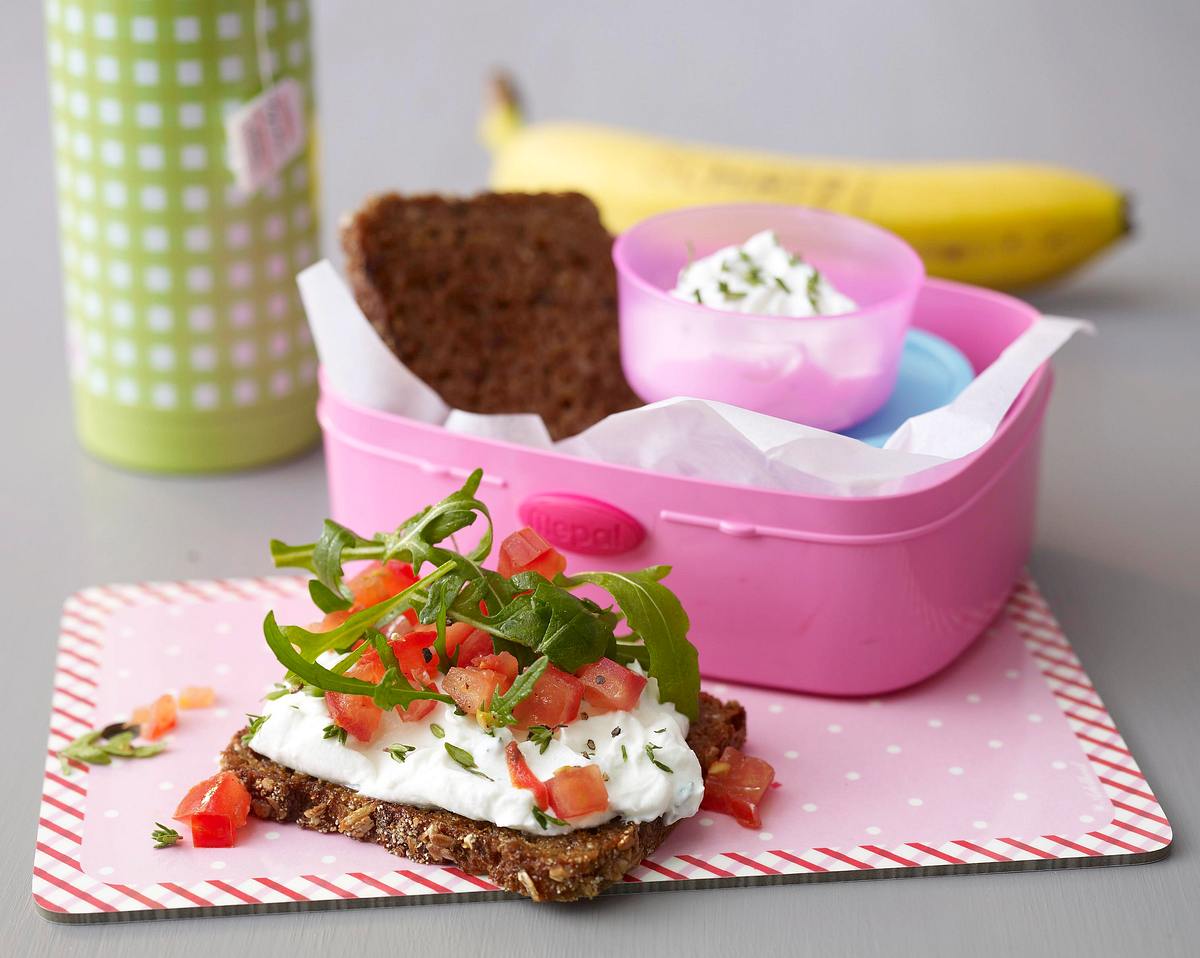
[33,574,1171,921]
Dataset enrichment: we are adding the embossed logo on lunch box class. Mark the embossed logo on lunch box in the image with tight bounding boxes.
[518,494,645,556]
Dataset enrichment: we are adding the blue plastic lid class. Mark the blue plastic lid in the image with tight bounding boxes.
[839,329,975,447]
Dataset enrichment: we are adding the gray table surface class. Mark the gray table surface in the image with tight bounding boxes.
[3,2,1197,955]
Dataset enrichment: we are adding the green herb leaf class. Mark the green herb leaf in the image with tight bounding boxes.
[621,744,628,762]
[531,805,568,829]
[526,724,557,754]
[265,682,295,701]
[151,822,182,849]
[745,265,764,286]
[774,276,791,294]
[692,289,703,304]
[242,714,268,744]
[487,656,549,728]
[322,723,348,744]
[475,578,612,672]
[430,723,445,739]
[563,568,699,721]
[445,742,492,780]
[59,724,165,775]
[644,742,673,773]
[807,269,822,312]
[384,743,415,764]
[717,280,746,302]
[309,578,351,613]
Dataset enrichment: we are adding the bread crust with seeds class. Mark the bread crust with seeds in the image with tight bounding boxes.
[221,692,745,901]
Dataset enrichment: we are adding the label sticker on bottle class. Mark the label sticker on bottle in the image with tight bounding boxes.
[224,78,306,193]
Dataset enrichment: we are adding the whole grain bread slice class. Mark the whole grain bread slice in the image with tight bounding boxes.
[340,191,643,440]
[221,692,745,901]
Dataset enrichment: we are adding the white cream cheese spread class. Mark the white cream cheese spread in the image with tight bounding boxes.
[671,229,857,317]
[248,659,703,836]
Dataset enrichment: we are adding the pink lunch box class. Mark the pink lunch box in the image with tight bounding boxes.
[319,278,1052,697]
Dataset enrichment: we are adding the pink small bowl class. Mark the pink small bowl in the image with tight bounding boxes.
[613,204,925,432]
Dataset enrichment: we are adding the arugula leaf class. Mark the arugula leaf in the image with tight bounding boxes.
[445,742,492,780]
[274,560,455,662]
[564,568,699,721]
[475,578,611,672]
[309,578,351,613]
[487,656,549,728]
[263,611,453,711]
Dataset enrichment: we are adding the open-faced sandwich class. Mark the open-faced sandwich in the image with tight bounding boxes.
[209,472,766,901]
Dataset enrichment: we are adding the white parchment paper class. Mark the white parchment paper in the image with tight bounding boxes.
[298,260,1090,497]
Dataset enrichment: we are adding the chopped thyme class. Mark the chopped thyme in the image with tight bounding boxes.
[774,276,791,294]
[806,270,822,312]
[717,280,746,301]
[242,714,268,744]
[265,682,294,700]
[430,723,445,739]
[745,265,764,285]
[384,743,415,763]
[151,822,181,849]
[532,804,568,830]
[322,723,347,744]
[445,742,492,780]
[621,744,628,762]
[692,289,703,304]
[644,742,673,773]
[654,728,667,734]
[527,725,558,754]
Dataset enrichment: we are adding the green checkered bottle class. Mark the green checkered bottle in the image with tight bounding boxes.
[45,0,320,472]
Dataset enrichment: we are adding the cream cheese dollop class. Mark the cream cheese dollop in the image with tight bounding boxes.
[247,659,702,836]
[671,229,856,317]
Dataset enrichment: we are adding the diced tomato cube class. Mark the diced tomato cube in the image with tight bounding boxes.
[137,694,177,740]
[498,528,567,581]
[511,665,584,728]
[394,697,438,723]
[174,771,251,829]
[452,627,494,667]
[325,651,385,742]
[443,666,506,718]
[189,813,238,848]
[575,658,647,713]
[547,764,608,819]
[347,560,418,611]
[178,686,216,709]
[505,741,549,810]
[388,630,440,680]
[475,652,519,691]
[700,747,776,829]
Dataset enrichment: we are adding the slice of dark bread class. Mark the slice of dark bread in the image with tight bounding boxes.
[340,191,643,440]
[221,692,745,901]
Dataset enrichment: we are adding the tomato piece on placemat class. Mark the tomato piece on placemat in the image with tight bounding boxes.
[701,747,776,829]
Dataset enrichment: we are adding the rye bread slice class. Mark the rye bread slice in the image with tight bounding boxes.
[340,191,643,440]
[221,692,745,901]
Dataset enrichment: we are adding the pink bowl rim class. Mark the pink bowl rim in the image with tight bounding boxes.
[611,203,927,327]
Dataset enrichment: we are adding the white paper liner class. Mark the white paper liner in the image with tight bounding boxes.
[298,260,1090,497]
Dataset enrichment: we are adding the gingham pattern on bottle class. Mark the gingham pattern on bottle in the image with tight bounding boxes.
[45,0,318,417]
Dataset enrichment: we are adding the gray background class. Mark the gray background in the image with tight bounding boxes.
[3,1,1198,955]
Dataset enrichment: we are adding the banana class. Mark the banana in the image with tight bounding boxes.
[481,75,1129,290]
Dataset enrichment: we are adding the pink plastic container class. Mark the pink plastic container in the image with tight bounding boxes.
[319,279,1051,697]
[614,205,925,431]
